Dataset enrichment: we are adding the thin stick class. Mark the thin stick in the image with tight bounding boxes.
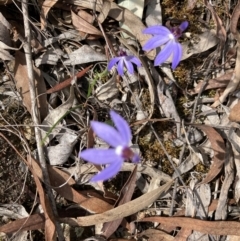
[21,1,64,240]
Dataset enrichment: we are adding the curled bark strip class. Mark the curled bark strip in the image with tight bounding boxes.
[204,0,226,43]
[212,0,240,107]
[230,0,240,36]
[211,37,240,107]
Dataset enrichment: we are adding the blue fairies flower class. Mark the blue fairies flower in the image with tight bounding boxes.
[107,50,141,76]
[143,21,188,69]
[79,110,139,182]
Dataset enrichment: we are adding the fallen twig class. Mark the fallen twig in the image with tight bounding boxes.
[21,0,64,240]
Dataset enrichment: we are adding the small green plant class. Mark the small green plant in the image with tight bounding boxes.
[87,68,108,97]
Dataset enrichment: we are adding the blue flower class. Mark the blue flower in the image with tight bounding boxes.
[142,21,188,69]
[107,50,141,76]
[79,110,140,182]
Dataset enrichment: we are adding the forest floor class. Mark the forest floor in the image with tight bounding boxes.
[0,0,240,240]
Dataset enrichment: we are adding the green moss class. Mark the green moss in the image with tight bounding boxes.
[195,162,210,173]
[140,88,152,111]
[176,96,192,118]
[139,122,181,176]
[204,89,217,98]
[173,63,190,88]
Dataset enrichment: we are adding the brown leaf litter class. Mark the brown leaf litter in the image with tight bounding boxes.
[2,0,240,240]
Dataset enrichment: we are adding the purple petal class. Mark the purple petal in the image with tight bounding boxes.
[131,153,140,163]
[154,40,174,66]
[110,110,132,146]
[117,58,124,76]
[143,26,171,36]
[108,57,121,71]
[91,160,123,182]
[142,35,170,51]
[179,21,189,32]
[171,42,182,70]
[91,121,124,147]
[127,56,141,67]
[80,148,122,164]
[124,58,134,74]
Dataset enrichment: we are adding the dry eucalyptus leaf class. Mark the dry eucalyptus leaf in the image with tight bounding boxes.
[231,144,240,202]
[187,183,211,241]
[47,131,78,165]
[197,139,214,158]
[0,12,12,32]
[228,126,240,153]
[196,184,211,216]
[77,9,93,24]
[201,105,220,125]
[157,87,178,118]
[181,30,219,61]
[157,84,180,137]
[174,228,192,240]
[172,147,202,179]
[0,49,14,61]
[136,64,155,121]
[190,71,233,95]
[0,14,14,60]
[211,42,240,108]
[187,129,204,144]
[75,180,173,226]
[0,204,29,220]
[185,178,199,217]
[40,0,58,29]
[141,216,240,236]
[235,172,240,203]
[215,142,234,220]
[136,110,148,121]
[35,48,64,67]
[63,45,106,65]
[95,76,119,101]
[71,10,102,36]
[229,100,240,122]
[0,41,19,51]
[118,0,144,19]
[0,13,11,45]
[118,0,144,38]
[0,40,22,60]
[97,0,111,23]
[9,231,28,241]
[188,231,210,241]
[227,236,240,241]
[138,229,174,241]
[145,0,162,26]
[194,125,225,184]
[0,213,45,233]
[40,86,75,145]
[44,30,82,47]
[14,51,48,120]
